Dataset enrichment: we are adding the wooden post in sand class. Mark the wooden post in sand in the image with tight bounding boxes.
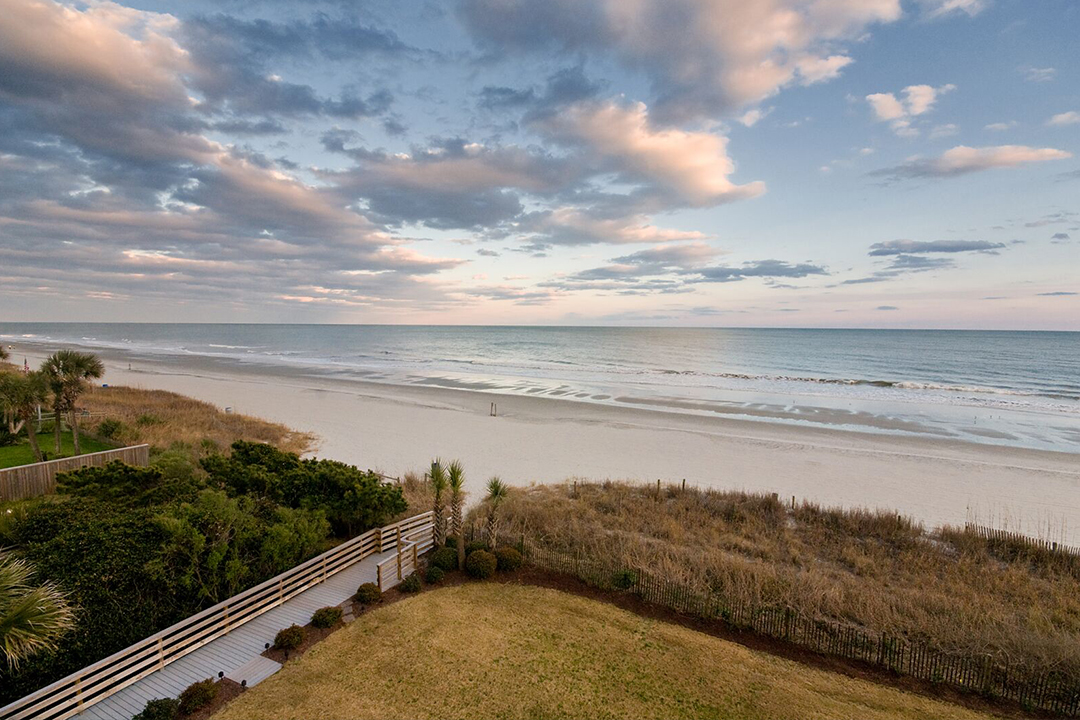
[656,478,661,500]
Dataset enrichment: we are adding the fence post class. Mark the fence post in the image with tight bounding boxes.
[377,564,383,591]
[412,543,418,570]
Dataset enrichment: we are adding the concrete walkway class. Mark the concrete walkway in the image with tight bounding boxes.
[78,547,401,720]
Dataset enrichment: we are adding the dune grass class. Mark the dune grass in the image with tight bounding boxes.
[215,583,999,720]
[80,385,315,458]
[0,429,113,468]
[472,482,1080,685]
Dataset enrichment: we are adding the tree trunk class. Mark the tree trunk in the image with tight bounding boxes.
[487,511,499,550]
[25,417,43,463]
[451,493,464,569]
[52,400,62,454]
[433,501,445,546]
[70,409,81,455]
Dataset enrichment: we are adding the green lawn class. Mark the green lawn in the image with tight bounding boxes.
[216,583,1002,720]
[0,430,113,469]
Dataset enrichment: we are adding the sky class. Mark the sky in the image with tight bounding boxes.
[0,0,1077,329]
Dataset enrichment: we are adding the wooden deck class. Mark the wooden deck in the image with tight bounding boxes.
[76,546,401,720]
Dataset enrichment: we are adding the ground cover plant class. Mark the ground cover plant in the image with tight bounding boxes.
[214,583,1000,720]
[476,481,1080,686]
[0,441,408,704]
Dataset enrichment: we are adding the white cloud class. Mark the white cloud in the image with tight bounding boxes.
[930,123,959,139]
[1022,67,1056,83]
[873,145,1072,179]
[534,100,765,206]
[915,0,988,18]
[985,121,1017,131]
[1047,111,1080,127]
[866,84,955,136]
[738,107,773,127]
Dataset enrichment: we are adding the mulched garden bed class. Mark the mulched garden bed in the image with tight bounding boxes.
[183,678,243,720]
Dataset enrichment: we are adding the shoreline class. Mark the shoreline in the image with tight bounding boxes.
[11,343,1080,543]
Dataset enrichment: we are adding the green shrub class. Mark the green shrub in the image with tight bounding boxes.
[355,582,381,605]
[400,573,422,592]
[465,540,489,554]
[495,546,522,572]
[273,624,304,651]
[425,565,445,584]
[0,428,18,447]
[133,698,179,720]
[612,569,638,590]
[311,606,342,629]
[444,534,459,548]
[136,413,164,427]
[430,546,458,572]
[178,679,218,715]
[96,418,125,439]
[466,549,497,579]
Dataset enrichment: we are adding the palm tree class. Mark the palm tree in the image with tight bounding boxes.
[429,459,448,546]
[0,552,75,670]
[0,346,8,362]
[42,350,104,456]
[447,460,467,569]
[485,477,509,550]
[0,372,49,462]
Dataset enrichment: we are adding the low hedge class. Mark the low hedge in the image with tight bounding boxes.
[495,546,522,572]
[466,549,497,579]
[274,624,305,651]
[133,698,179,720]
[311,606,343,629]
[178,679,218,715]
[425,565,446,584]
[430,546,458,572]
[355,582,382,605]
[400,573,422,593]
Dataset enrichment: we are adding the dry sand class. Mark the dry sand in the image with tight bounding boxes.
[18,347,1080,542]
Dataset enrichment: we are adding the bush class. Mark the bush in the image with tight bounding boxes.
[96,418,125,440]
[429,546,458,572]
[400,573,422,593]
[495,546,522,572]
[425,565,445,584]
[355,582,381,605]
[311,606,343,629]
[136,413,164,427]
[465,540,489,554]
[0,428,18,447]
[133,698,179,720]
[444,534,459,548]
[273,624,304,651]
[612,569,638,590]
[466,549,497,579]
[178,679,218,715]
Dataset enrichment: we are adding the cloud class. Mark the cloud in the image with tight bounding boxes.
[1037,292,1077,297]
[930,123,958,139]
[690,259,828,284]
[476,248,501,257]
[518,209,708,247]
[738,107,773,127]
[985,121,1017,131]
[876,305,899,310]
[915,0,987,17]
[871,145,1071,180]
[458,0,902,122]
[1047,111,1080,127]
[866,84,954,136]
[867,239,1006,255]
[532,100,765,207]
[1051,233,1071,244]
[1022,67,1056,83]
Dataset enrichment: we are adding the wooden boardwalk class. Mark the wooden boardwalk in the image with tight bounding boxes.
[76,546,400,720]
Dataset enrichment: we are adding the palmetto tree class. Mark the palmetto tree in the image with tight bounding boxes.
[429,459,448,546]
[485,476,509,550]
[447,460,466,569]
[0,371,49,462]
[42,350,104,456]
[0,552,75,670]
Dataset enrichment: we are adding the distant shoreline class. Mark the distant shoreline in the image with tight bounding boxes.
[11,340,1080,545]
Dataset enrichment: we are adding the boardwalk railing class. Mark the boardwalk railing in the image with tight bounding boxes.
[376,517,437,590]
[0,445,150,502]
[519,538,1080,717]
[0,511,434,720]
[965,522,1080,558]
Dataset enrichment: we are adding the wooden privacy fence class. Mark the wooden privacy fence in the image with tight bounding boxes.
[965,522,1080,558]
[0,511,434,720]
[520,539,1080,717]
[0,445,150,502]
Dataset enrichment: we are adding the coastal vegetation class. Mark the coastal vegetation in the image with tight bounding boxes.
[215,583,999,720]
[0,441,407,703]
[476,481,1080,687]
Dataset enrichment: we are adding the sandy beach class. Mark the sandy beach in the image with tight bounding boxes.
[14,344,1079,543]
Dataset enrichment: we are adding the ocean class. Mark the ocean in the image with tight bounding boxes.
[2,324,1078,453]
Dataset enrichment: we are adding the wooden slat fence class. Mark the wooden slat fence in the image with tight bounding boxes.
[519,538,1080,717]
[0,511,434,720]
[376,517,437,590]
[965,522,1080,558]
[0,445,150,502]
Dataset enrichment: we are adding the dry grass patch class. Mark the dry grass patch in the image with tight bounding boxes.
[477,482,1080,683]
[215,583,999,720]
[80,385,314,457]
